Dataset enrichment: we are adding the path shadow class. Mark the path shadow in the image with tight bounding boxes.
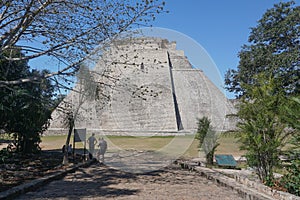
[18,162,189,199]
[0,139,11,144]
[28,163,140,199]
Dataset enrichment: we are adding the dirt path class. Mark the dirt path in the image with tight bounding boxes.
[17,163,245,200]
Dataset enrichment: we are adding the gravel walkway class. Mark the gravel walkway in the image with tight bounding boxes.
[17,163,245,200]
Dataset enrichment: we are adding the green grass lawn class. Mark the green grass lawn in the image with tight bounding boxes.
[107,135,175,150]
[40,134,244,158]
[216,135,245,157]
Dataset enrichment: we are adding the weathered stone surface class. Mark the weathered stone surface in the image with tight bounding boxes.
[46,37,236,135]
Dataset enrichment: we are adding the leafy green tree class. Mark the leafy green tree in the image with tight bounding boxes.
[225,1,300,97]
[282,97,300,150]
[0,49,55,153]
[279,97,300,196]
[196,117,219,165]
[225,1,300,185]
[237,75,296,183]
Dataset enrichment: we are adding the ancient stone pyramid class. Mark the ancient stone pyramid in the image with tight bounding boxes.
[46,37,236,135]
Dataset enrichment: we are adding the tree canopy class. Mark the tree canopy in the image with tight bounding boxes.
[236,75,295,182]
[0,48,55,153]
[225,1,300,185]
[225,1,299,97]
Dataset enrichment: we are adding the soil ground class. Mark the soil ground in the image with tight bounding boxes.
[0,150,64,192]
[0,134,245,194]
[16,163,245,200]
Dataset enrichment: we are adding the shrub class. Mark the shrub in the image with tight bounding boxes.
[280,158,300,196]
[196,117,219,165]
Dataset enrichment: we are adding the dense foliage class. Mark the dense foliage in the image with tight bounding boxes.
[278,97,300,196]
[280,158,300,196]
[225,1,300,189]
[225,1,299,97]
[0,49,55,153]
[236,76,295,183]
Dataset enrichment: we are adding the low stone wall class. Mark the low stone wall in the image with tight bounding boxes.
[234,175,300,200]
[177,160,300,200]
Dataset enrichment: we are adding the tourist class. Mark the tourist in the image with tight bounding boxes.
[87,133,97,158]
[97,137,107,162]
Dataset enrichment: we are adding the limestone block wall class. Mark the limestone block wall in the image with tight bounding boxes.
[172,69,235,132]
[94,48,178,132]
[45,37,237,135]
[168,50,192,69]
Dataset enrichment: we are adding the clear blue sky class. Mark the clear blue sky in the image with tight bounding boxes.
[28,0,299,98]
[150,0,299,98]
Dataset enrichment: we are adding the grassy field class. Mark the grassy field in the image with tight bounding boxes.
[216,135,245,157]
[40,134,244,158]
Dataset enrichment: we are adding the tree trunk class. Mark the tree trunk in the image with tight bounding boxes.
[62,119,74,165]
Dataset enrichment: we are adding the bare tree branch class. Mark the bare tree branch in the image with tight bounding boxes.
[0,0,166,89]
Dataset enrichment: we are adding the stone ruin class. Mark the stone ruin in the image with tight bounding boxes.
[46,37,236,136]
